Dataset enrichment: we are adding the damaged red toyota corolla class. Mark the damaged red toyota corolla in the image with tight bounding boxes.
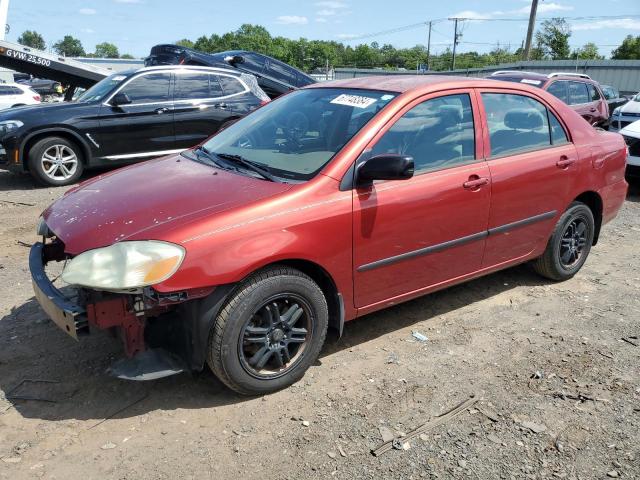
[31,76,628,395]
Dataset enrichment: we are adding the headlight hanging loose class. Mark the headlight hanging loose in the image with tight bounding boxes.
[61,241,185,290]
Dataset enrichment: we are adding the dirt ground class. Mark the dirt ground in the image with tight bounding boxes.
[0,169,638,480]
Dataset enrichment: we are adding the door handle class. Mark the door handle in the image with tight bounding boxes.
[154,107,170,114]
[463,176,489,189]
[556,156,575,168]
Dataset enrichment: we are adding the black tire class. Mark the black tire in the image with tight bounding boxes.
[28,136,84,186]
[207,266,328,396]
[533,202,595,281]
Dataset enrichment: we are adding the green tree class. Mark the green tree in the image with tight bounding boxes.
[535,18,571,59]
[175,39,194,49]
[611,35,640,59]
[120,53,135,59]
[53,35,85,57]
[17,30,45,50]
[573,42,603,60]
[94,42,119,58]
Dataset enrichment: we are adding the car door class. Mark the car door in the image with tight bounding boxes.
[567,81,595,124]
[96,71,175,160]
[477,90,578,267]
[0,86,12,109]
[172,71,232,149]
[586,83,608,124]
[353,91,491,309]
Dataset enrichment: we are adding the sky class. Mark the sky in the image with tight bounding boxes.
[6,0,640,59]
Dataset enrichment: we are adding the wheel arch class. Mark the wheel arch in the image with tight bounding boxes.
[21,128,91,172]
[181,258,344,372]
[573,191,603,245]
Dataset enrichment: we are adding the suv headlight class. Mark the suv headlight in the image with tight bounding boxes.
[0,120,24,135]
[612,107,621,116]
[61,241,185,290]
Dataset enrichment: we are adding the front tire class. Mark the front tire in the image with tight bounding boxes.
[28,136,84,187]
[207,266,328,396]
[533,202,595,281]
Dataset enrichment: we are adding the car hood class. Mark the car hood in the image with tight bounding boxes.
[620,119,640,138]
[42,155,293,254]
[0,100,96,121]
[619,100,640,114]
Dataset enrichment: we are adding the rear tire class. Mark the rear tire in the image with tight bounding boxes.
[28,136,84,187]
[533,202,595,281]
[207,266,328,396]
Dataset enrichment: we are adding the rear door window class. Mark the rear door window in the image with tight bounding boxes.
[175,72,224,100]
[546,81,568,103]
[370,93,476,174]
[120,72,171,104]
[567,82,589,105]
[481,93,558,157]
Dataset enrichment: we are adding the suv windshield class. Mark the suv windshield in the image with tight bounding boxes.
[76,72,131,103]
[201,88,396,181]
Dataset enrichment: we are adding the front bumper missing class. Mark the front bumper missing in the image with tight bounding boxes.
[30,242,87,339]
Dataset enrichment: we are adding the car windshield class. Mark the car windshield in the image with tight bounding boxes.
[76,73,130,103]
[201,88,397,181]
[633,93,640,102]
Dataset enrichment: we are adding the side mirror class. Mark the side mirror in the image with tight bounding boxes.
[356,154,414,186]
[111,92,132,106]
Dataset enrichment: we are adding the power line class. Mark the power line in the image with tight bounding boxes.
[340,14,640,43]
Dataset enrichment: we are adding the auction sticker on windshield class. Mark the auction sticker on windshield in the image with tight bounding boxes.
[330,94,377,109]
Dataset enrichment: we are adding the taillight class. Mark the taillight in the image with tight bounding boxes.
[260,100,269,106]
[33,95,41,101]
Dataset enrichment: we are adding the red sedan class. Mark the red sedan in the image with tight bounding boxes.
[31,76,628,395]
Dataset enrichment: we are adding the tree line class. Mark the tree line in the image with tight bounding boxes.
[15,21,640,71]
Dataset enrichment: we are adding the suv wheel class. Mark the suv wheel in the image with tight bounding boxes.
[533,202,595,281]
[207,266,328,396]
[28,136,84,186]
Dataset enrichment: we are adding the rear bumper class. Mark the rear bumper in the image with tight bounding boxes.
[29,242,87,338]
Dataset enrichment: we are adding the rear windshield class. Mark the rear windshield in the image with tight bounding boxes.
[491,76,545,88]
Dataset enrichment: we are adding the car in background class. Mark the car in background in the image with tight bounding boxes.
[16,76,63,99]
[145,44,316,99]
[31,76,627,395]
[619,120,640,181]
[489,71,609,128]
[0,65,269,186]
[0,83,40,109]
[601,84,628,115]
[609,91,640,132]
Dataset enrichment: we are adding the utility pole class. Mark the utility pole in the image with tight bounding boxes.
[523,0,539,60]
[0,0,9,41]
[449,17,462,70]
[426,21,432,70]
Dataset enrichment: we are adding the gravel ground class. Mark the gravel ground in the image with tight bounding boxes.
[0,169,638,480]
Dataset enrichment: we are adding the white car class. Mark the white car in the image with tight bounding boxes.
[619,120,640,180]
[610,92,639,131]
[0,83,41,110]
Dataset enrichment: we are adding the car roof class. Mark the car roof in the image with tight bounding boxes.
[306,75,537,94]
[134,65,244,77]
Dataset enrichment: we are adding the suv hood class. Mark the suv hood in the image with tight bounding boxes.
[620,119,640,137]
[0,100,95,121]
[42,155,292,254]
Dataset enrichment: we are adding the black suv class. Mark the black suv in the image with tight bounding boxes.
[0,66,269,186]
[145,45,315,99]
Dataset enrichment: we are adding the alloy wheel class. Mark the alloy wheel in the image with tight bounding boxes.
[238,294,312,379]
[559,217,588,268]
[41,145,78,181]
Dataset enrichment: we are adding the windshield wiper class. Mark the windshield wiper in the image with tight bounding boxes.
[213,152,280,182]
[182,146,225,168]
